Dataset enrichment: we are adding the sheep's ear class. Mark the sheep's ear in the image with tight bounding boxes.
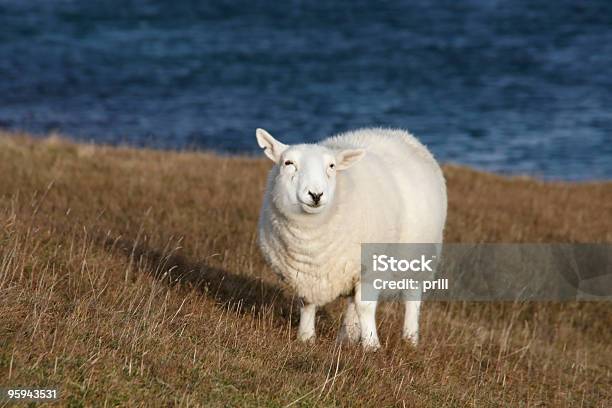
[336,149,365,170]
[256,128,288,163]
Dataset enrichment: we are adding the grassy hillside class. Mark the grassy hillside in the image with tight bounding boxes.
[0,132,611,407]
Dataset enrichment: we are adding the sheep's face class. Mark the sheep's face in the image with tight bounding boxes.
[256,128,365,216]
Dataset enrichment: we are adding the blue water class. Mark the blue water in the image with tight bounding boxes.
[1,1,611,180]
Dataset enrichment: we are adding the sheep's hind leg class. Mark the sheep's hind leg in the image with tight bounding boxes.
[337,298,361,344]
[402,300,421,346]
[297,302,316,342]
[354,286,381,351]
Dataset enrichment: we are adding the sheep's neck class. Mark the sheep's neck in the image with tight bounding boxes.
[271,202,349,266]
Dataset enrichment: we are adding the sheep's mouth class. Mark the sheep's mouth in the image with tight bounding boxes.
[300,202,325,214]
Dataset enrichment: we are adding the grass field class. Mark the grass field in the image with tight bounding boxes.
[0,131,611,407]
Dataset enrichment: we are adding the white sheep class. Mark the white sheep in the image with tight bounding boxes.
[256,127,447,350]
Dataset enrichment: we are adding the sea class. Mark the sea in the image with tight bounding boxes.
[1,0,611,180]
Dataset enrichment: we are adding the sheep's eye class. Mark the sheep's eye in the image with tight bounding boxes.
[284,160,294,166]
[329,163,335,169]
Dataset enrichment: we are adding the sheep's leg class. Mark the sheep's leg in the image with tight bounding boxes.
[402,300,421,345]
[297,302,316,342]
[337,298,361,344]
[354,286,380,351]
[402,242,438,345]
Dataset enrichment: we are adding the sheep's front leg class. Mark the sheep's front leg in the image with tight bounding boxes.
[298,302,316,342]
[354,286,380,351]
[403,300,421,345]
[337,298,361,344]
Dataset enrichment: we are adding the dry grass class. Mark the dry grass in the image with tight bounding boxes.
[0,131,611,407]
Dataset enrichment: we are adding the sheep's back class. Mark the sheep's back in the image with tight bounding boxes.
[323,128,447,244]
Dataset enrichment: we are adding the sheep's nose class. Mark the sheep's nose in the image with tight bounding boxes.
[308,191,323,205]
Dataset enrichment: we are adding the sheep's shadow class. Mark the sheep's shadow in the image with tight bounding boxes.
[99,234,302,326]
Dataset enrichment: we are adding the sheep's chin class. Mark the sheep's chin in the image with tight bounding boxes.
[300,203,325,214]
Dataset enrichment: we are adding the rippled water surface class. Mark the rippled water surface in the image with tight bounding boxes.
[1,0,611,179]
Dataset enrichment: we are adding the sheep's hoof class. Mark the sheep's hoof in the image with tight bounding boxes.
[361,339,381,352]
[402,332,419,347]
[297,331,316,343]
[336,324,361,345]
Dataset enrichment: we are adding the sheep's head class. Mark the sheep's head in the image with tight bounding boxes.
[256,128,365,216]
